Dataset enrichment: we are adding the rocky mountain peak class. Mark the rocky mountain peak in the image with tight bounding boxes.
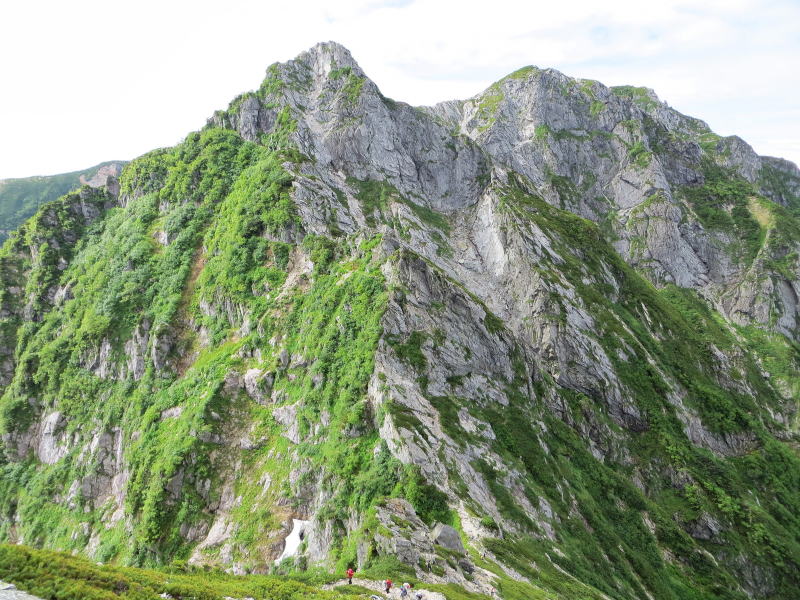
[295,40,365,75]
[210,42,800,337]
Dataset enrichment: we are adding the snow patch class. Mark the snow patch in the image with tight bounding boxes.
[275,518,309,564]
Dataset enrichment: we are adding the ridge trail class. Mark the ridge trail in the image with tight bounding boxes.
[322,577,447,600]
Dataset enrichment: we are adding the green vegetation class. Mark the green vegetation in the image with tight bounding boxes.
[610,85,659,110]
[346,177,451,241]
[474,65,538,133]
[476,84,504,131]
[502,66,538,81]
[401,465,452,525]
[544,168,579,208]
[681,160,770,264]
[627,141,652,169]
[589,99,605,117]
[534,124,550,142]
[257,63,286,98]
[697,132,723,155]
[347,177,396,224]
[387,330,428,373]
[533,123,615,145]
[0,544,354,600]
[406,200,451,234]
[334,584,377,595]
[739,325,800,401]
[330,65,365,106]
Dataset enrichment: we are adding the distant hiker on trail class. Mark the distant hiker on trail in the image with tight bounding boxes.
[400,581,409,597]
[346,567,354,584]
[414,592,423,600]
[384,578,393,594]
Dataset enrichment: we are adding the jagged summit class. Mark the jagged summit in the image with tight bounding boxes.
[0,41,799,600]
[211,42,800,335]
[297,40,363,71]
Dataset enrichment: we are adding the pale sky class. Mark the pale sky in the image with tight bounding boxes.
[0,0,798,179]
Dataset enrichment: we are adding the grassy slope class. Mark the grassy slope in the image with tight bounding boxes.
[0,544,359,600]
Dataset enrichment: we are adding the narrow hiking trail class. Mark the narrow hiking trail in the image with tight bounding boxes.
[322,578,447,600]
[0,582,43,600]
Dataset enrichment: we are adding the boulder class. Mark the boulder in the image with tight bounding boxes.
[430,523,465,554]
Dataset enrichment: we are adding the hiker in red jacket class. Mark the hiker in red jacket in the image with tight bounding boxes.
[385,578,393,594]
[346,567,354,584]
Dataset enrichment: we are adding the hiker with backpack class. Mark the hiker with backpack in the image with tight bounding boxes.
[346,567,354,584]
[384,578,393,594]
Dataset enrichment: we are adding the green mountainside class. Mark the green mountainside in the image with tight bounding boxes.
[0,161,126,243]
[0,543,348,600]
[0,42,798,600]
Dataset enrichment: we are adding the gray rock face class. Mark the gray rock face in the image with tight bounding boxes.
[273,402,301,443]
[79,162,125,189]
[428,67,800,337]
[368,499,486,593]
[36,411,68,464]
[686,512,723,542]
[760,156,800,208]
[243,368,274,404]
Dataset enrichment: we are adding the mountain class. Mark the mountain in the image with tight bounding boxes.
[0,162,126,242]
[0,41,798,600]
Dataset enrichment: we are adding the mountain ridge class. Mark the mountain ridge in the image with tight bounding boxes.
[0,41,798,600]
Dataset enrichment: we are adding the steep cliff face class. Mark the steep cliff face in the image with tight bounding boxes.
[0,42,798,600]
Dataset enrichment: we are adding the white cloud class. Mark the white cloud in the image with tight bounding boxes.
[0,0,797,178]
